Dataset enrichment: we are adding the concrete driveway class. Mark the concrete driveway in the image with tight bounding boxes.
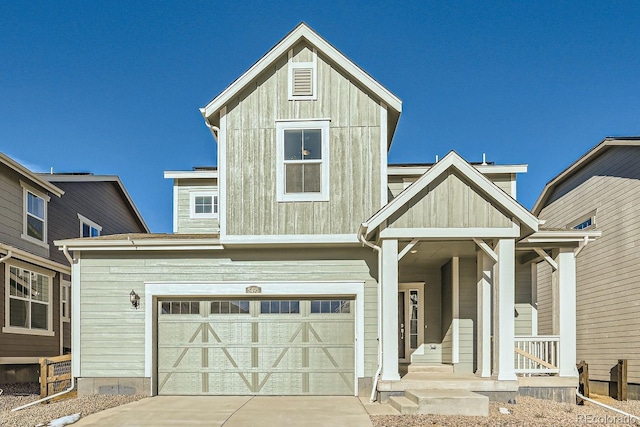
[73,396,378,426]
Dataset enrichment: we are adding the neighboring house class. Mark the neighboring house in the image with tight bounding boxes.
[533,137,640,398]
[0,153,149,383]
[56,23,595,408]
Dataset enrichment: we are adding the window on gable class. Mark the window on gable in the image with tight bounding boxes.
[78,214,102,238]
[21,182,49,246]
[569,211,596,231]
[4,265,52,334]
[276,120,330,202]
[190,191,219,218]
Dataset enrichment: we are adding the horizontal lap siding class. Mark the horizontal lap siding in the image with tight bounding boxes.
[79,248,379,378]
[175,179,219,234]
[538,146,640,382]
[225,41,382,236]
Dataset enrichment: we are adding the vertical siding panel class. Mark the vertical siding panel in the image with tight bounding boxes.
[369,126,382,214]
[261,129,277,235]
[330,67,349,129]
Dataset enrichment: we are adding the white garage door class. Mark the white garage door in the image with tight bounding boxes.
[157,298,355,395]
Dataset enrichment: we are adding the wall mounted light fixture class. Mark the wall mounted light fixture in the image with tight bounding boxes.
[130,289,140,309]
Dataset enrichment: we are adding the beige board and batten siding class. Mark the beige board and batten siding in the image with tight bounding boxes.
[175,178,219,234]
[387,171,512,229]
[78,248,379,380]
[224,41,382,236]
[537,145,640,383]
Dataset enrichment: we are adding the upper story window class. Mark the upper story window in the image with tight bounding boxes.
[78,213,102,237]
[190,191,219,218]
[21,181,49,247]
[570,210,596,230]
[276,119,330,202]
[3,263,54,335]
[287,48,317,100]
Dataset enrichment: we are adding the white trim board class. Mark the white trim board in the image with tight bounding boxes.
[144,281,366,395]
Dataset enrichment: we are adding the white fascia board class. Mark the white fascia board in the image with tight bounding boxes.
[54,238,223,251]
[380,226,520,240]
[519,230,601,244]
[0,243,70,274]
[163,171,218,179]
[1,153,64,197]
[221,234,360,245]
[387,164,528,176]
[201,23,402,119]
[365,152,538,236]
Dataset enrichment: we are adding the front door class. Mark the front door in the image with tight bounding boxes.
[398,283,424,363]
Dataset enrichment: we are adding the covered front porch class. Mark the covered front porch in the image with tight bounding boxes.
[358,152,600,404]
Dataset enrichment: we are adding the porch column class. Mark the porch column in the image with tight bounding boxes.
[381,239,400,381]
[555,248,578,377]
[476,250,492,377]
[494,238,516,381]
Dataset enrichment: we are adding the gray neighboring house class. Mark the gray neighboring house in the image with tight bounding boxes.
[0,153,148,383]
[533,136,640,398]
[56,23,596,410]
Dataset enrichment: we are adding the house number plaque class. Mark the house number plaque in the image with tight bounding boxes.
[246,285,262,294]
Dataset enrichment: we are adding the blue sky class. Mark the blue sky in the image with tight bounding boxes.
[2,1,639,233]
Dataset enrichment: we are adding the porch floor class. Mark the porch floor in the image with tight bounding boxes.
[377,372,519,394]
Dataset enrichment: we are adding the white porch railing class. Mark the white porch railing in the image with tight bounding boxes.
[514,336,559,375]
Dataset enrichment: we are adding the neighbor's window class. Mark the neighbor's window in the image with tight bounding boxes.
[78,214,102,238]
[61,281,71,321]
[21,183,49,245]
[572,218,593,230]
[276,120,329,202]
[190,191,218,218]
[5,265,52,333]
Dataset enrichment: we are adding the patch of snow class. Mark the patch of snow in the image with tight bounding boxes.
[499,407,511,415]
[46,413,81,427]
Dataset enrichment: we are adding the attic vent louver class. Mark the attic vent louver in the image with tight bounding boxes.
[292,68,313,96]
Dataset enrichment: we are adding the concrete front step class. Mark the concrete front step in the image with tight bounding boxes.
[396,389,489,416]
[388,395,419,414]
[407,363,454,374]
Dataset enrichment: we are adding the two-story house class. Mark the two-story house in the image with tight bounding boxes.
[534,137,640,399]
[56,24,597,412]
[0,153,148,383]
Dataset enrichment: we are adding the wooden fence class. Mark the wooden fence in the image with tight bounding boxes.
[39,354,72,399]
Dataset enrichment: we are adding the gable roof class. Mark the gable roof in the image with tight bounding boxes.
[532,136,640,215]
[360,151,539,238]
[0,152,64,197]
[200,22,402,144]
[39,173,150,233]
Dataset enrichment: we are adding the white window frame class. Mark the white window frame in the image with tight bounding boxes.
[569,209,597,231]
[61,280,71,322]
[287,48,318,101]
[189,191,219,219]
[276,119,330,202]
[78,213,102,238]
[3,261,55,336]
[20,181,49,248]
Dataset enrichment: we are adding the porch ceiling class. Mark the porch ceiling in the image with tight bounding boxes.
[398,240,477,270]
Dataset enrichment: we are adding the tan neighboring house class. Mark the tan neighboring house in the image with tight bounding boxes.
[533,136,640,398]
[56,23,597,412]
[0,153,148,383]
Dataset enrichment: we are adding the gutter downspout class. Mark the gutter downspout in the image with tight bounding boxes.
[13,246,78,412]
[575,388,640,421]
[202,116,220,142]
[358,224,383,402]
[0,250,13,264]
